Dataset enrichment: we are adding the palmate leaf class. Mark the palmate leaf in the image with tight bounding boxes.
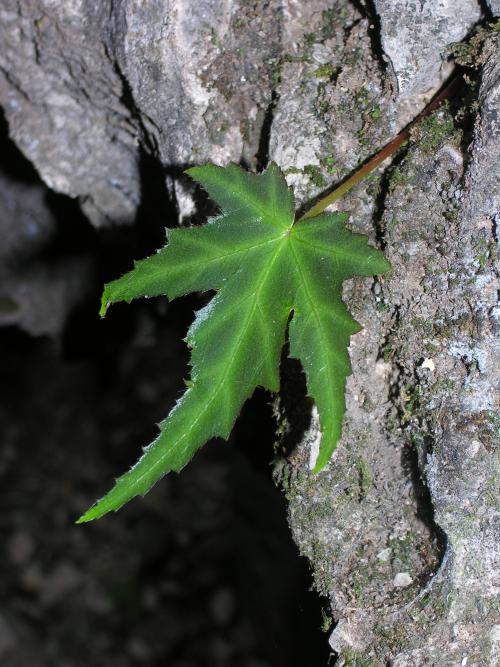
[78,163,390,523]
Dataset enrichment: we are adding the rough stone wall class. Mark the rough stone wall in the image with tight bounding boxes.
[0,1,498,664]
[375,0,481,102]
[0,1,140,226]
[0,0,282,224]
[271,4,499,665]
[270,3,499,664]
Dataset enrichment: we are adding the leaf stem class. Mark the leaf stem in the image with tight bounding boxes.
[298,74,463,221]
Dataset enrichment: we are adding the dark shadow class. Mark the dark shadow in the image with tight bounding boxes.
[478,0,494,20]
[350,0,391,76]
[256,91,280,172]
[401,434,447,559]
[0,110,331,666]
[0,110,40,183]
[276,350,314,463]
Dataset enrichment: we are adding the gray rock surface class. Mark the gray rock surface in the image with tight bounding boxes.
[0,614,16,659]
[271,4,499,662]
[486,1,500,16]
[0,1,140,226]
[0,0,281,224]
[373,0,482,104]
[113,0,281,219]
[0,258,91,336]
[0,0,498,663]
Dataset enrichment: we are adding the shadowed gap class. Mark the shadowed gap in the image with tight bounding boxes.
[0,114,331,665]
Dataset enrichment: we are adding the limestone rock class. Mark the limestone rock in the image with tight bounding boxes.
[373,0,482,102]
[271,3,498,664]
[0,1,140,226]
[486,1,500,16]
[0,0,281,225]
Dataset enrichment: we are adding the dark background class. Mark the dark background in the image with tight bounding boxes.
[0,113,331,667]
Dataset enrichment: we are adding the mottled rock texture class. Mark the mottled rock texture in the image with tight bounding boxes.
[271,5,499,664]
[0,0,281,224]
[486,1,500,17]
[373,0,482,102]
[0,1,140,227]
[0,1,498,664]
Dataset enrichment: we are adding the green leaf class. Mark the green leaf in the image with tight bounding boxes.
[78,162,390,523]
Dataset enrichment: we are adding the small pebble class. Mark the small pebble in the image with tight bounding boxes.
[393,572,413,588]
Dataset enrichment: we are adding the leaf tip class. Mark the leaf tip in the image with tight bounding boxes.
[100,287,111,318]
[76,503,108,524]
[76,492,117,523]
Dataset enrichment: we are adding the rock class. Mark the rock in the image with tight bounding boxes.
[271,4,499,665]
[486,1,500,16]
[420,358,435,372]
[40,561,82,607]
[271,1,387,205]
[0,258,92,337]
[377,548,392,563]
[0,1,140,226]
[0,170,91,336]
[104,0,282,219]
[0,0,281,225]
[127,637,151,662]
[373,0,482,102]
[393,572,413,588]
[209,587,235,626]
